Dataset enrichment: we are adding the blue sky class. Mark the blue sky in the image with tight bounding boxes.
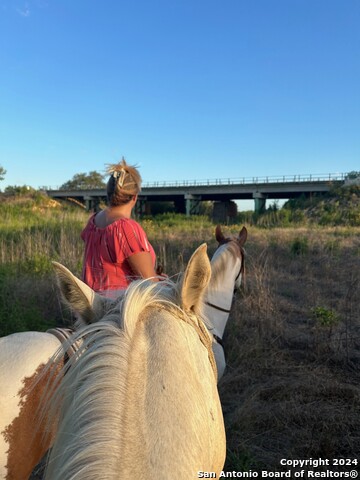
[0,0,359,190]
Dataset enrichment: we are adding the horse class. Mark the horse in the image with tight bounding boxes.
[43,243,226,479]
[0,331,63,479]
[0,225,246,479]
[205,225,247,379]
[0,281,117,480]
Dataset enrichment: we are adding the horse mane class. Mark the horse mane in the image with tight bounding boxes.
[44,276,209,479]
[43,320,130,478]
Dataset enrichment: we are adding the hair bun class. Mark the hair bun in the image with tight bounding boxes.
[106,157,142,206]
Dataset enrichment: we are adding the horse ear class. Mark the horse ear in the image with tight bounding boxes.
[215,225,226,244]
[52,262,111,326]
[181,244,211,313]
[238,226,248,247]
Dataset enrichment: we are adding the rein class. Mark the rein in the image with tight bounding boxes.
[47,327,81,362]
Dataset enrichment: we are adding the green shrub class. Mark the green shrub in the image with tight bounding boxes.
[290,237,309,256]
[311,306,340,327]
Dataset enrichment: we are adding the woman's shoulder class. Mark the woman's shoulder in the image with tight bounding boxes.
[119,217,145,233]
[81,213,97,235]
[89,215,146,236]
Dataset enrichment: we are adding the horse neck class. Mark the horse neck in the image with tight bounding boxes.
[204,245,241,339]
[117,307,224,477]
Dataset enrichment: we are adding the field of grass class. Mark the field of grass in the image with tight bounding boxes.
[1,193,359,476]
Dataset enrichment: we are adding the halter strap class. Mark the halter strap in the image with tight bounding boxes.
[235,264,242,282]
[205,301,232,314]
[205,259,243,314]
[213,334,224,348]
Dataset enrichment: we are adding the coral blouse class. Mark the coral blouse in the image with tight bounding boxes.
[81,214,156,293]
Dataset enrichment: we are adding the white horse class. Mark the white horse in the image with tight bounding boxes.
[0,225,246,479]
[43,243,226,479]
[205,225,247,379]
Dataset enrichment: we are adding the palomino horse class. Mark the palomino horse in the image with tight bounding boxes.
[43,243,226,479]
[205,225,247,379]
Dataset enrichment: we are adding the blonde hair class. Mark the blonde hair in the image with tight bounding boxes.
[106,158,142,206]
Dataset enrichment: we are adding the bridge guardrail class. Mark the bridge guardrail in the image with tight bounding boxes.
[142,173,346,188]
[43,172,347,191]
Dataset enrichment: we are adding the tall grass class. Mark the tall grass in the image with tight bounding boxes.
[219,228,360,471]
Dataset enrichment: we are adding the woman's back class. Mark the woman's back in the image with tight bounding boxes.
[81,214,156,292]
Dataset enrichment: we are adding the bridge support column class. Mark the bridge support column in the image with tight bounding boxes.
[253,192,266,214]
[212,201,238,224]
[134,196,148,217]
[185,194,201,216]
[84,196,100,212]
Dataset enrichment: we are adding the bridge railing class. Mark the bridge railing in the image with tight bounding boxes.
[44,172,347,191]
[142,173,346,188]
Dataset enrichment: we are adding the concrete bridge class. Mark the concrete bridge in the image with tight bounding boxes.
[46,172,347,220]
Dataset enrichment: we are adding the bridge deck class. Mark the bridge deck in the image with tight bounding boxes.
[45,172,348,215]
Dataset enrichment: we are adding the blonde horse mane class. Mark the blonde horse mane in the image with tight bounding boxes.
[44,276,216,479]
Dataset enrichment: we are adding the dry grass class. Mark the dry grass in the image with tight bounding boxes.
[219,227,360,472]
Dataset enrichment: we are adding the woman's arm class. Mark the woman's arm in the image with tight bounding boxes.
[127,251,159,281]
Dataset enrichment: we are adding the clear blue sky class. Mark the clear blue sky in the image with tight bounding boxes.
[1,0,359,190]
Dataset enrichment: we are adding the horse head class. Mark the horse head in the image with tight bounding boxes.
[205,225,248,379]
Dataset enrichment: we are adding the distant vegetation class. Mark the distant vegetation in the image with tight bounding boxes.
[59,170,106,190]
[0,165,6,182]
[238,184,360,227]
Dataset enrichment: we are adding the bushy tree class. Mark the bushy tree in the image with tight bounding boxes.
[346,171,360,180]
[0,165,6,181]
[4,185,34,196]
[59,171,106,190]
